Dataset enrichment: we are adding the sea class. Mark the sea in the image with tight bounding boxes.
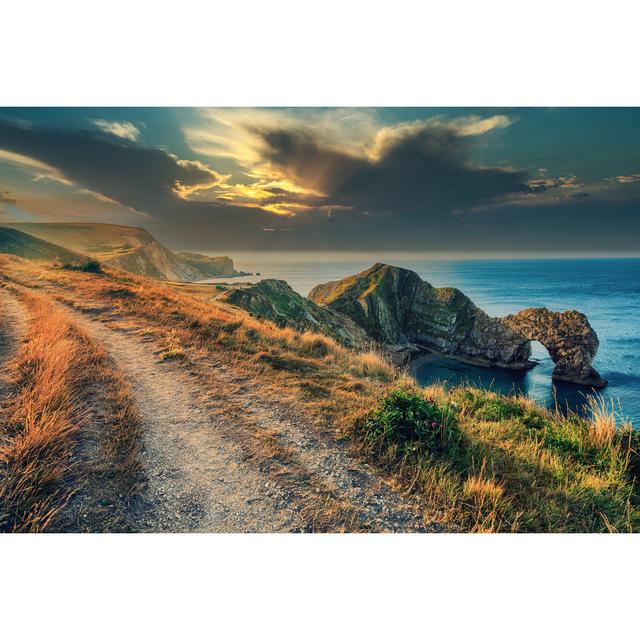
[200,253,640,426]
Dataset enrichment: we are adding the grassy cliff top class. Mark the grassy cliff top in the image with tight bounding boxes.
[6,222,154,260]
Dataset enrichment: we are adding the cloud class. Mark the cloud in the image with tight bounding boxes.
[0,147,73,185]
[0,118,280,245]
[0,119,225,216]
[441,114,512,137]
[92,119,141,141]
[251,120,532,215]
[527,174,583,193]
[183,110,521,217]
[185,108,382,167]
[605,173,640,184]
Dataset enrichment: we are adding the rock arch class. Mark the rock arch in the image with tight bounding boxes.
[502,308,606,388]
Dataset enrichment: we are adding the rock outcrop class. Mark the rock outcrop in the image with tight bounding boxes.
[309,263,532,367]
[220,279,369,349]
[309,263,606,387]
[175,252,243,278]
[217,263,605,387]
[503,308,606,387]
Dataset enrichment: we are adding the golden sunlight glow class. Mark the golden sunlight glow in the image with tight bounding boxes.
[173,164,327,216]
[172,177,226,200]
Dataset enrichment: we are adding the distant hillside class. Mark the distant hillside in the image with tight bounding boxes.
[175,252,242,277]
[6,223,241,281]
[0,225,86,264]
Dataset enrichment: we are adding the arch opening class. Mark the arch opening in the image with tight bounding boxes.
[529,340,552,364]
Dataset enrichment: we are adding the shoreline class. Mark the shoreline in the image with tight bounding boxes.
[406,349,538,377]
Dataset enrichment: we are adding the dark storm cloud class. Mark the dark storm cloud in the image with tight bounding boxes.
[254,123,535,215]
[0,119,220,214]
[0,118,279,245]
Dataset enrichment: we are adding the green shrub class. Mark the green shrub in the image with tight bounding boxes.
[80,258,103,274]
[472,395,523,421]
[358,388,460,456]
[520,410,548,430]
[62,258,103,274]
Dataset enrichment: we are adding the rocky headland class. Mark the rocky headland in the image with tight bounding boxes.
[223,263,606,388]
[502,308,604,387]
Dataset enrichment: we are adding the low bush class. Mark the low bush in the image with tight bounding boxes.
[356,388,460,457]
[80,258,103,274]
[61,258,103,274]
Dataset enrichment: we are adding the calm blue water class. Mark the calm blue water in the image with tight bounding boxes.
[202,253,640,425]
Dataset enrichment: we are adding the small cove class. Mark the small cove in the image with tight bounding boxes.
[200,253,640,425]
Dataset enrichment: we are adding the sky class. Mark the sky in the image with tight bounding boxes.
[0,107,638,254]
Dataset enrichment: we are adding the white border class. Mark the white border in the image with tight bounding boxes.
[2,2,639,637]
[2,533,638,639]
[2,0,640,106]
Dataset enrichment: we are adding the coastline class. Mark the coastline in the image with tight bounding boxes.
[406,348,537,376]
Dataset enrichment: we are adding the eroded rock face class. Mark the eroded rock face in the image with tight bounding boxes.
[309,263,532,368]
[220,264,606,388]
[309,263,606,387]
[503,308,606,387]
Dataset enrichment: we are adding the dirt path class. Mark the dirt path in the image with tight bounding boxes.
[61,308,306,532]
[62,302,437,532]
[0,286,27,403]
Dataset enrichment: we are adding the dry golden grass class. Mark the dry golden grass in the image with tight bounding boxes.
[0,290,88,531]
[0,281,143,532]
[1,256,396,424]
[462,459,511,533]
[349,350,396,381]
[585,395,618,450]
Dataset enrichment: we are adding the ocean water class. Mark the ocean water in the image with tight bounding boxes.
[202,253,640,425]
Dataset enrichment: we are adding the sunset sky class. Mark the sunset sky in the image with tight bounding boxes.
[0,107,638,253]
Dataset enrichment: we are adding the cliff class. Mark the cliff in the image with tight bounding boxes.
[309,263,606,387]
[5,223,240,281]
[309,263,532,367]
[174,252,236,277]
